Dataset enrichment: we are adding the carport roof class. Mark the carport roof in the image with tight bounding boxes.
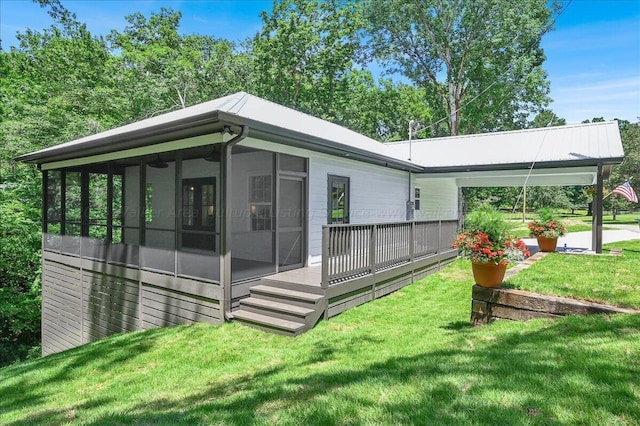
[386,120,624,172]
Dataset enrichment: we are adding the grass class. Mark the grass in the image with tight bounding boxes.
[501,210,639,238]
[502,209,640,226]
[1,244,640,425]
[508,219,593,238]
[505,241,640,309]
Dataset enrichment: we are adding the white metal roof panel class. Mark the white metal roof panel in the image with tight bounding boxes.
[386,121,624,168]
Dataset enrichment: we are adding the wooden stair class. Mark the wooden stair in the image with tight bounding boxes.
[233,279,325,336]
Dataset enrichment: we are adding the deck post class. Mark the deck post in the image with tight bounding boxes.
[409,221,415,281]
[369,224,377,300]
[409,221,415,262]
[321,226,329,290]
[369,225,377,274]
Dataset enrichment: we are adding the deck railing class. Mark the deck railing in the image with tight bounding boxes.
[321,219,458,288]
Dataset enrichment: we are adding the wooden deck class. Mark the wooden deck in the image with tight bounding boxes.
[232,248,458,336]
[40,219,460,354]
[264,265,322,287]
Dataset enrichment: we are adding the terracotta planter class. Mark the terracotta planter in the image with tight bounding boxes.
[537,236,558,252]
[471,261,507,288]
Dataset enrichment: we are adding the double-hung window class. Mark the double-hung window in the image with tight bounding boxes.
[249,175,272,231]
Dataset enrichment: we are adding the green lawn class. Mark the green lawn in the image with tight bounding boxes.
[502,210,640,227]
[509,220,593,238]
[505,240,640,309]
[1,244,639,425]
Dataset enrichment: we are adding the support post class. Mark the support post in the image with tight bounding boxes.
[220,125,248,320]
[174,151,182,274]
[106,164,113,245]
[220,143,233,317]
[369,225,377,274]
[42,170,48,235]
[321,226,330,290]
[522,185,527,223]
[592,163,604,253]
[139,161,146,247]
[81,168,90,238]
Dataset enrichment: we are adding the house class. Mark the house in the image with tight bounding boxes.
[17,92,624,355]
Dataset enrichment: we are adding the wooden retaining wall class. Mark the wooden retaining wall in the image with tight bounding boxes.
[471,285,639,326]
[41,251,223,356]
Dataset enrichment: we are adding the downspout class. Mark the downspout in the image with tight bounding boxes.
[407,170,413,221]
[222,125,249,320]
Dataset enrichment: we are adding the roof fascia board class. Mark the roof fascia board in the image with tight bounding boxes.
[17,111,223,164]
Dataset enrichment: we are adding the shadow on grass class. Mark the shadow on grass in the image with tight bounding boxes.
[46,315,640,425]
[0,325,180,418]
[441,320,473,330]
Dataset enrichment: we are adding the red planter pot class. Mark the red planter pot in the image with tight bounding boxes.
[471,261,507,288]
[536,236,558,252]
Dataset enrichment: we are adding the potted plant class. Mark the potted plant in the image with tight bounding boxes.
[452,206,530,288]
[527,208,566,252]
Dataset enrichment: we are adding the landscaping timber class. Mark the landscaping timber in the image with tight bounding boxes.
[471,284,639,325]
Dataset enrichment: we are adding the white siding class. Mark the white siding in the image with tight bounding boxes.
[239,137,413,266]
[307,156,410,264]
[413,177,458,221]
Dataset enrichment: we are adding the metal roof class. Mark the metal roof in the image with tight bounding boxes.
[386,121,624,172]
[16,92,420,171]
[16,93,624,175]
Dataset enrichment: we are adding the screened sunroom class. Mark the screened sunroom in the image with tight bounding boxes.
[43,143,307,286]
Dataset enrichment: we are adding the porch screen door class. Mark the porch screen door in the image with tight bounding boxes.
[278,176,305,270]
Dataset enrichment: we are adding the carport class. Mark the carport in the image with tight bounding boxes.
[388,121,625,253]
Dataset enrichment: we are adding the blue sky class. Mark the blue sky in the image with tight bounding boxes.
[1,0,639,124]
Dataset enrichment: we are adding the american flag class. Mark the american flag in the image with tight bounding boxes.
[612,181,638,203]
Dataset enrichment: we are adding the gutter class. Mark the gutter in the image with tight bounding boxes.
[222,125,249,321]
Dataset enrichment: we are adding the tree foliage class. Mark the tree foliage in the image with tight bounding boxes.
[364,0,559,136]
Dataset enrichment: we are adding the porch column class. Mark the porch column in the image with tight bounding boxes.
[591,163,604,253]
[220,142,233,319]
[220,126,249,319]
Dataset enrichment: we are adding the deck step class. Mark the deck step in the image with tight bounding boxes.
[258,278,323,295]
[233,309,306,336]
[241,297,315,317]
[250,284,324,303]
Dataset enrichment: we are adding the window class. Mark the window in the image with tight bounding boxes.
[328,175,349,224]
[182,178,216,251]
[414,187,421,211]
[249,175,272,231]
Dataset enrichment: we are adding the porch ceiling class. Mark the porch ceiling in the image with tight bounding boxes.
[416,165,606,187]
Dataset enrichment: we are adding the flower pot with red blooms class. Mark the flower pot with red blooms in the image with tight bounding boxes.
[452,206,530,288]
[528,208,566,253]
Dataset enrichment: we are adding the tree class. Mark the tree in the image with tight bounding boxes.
[608,120,640,211]
[108,8,248,118]
[250,0,363,118]
[364,0,559,136]
[529,109,566,128]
